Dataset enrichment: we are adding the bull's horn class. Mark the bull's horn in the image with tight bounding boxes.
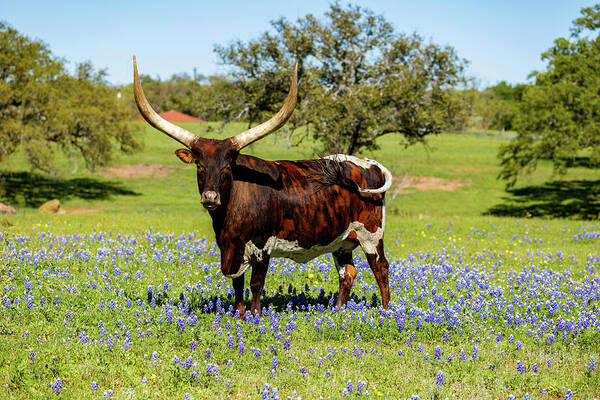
[230,64,298,151]
[133,56,198,148]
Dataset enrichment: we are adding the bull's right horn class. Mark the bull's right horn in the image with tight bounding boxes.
[133,56,199,148]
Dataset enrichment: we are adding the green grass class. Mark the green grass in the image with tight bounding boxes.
[1,122,598,261]
[0,122,599,399]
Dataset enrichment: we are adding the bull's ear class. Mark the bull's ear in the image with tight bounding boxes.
[175,149,195,164]
[234,154,281,185]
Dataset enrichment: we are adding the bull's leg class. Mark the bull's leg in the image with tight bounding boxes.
[221,246,247,319]
[232,275,246,320]
[249,256,269,316]
[364,240,390,309]
[332,251,357,308]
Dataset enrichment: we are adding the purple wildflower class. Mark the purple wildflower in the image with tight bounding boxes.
[50,378,63,393]
[436,370,444,387]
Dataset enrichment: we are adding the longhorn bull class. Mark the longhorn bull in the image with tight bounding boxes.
[133,56,392,318]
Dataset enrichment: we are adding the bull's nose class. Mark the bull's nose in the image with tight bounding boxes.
[201,191,221,209]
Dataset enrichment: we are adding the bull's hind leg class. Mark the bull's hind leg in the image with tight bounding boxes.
[249,256,269,316]
[332,250,357,308]
[364,240,390,309]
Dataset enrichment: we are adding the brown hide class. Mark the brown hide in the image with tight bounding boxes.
[212,155,385,276]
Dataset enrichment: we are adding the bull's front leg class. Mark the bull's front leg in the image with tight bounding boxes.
[220,246,247,319]
[250,256,269,316]
[232,276,246,319]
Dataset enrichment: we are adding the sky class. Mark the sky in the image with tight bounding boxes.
[1,0,596,87]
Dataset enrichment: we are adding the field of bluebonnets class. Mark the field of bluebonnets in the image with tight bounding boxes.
[1,124,599,399]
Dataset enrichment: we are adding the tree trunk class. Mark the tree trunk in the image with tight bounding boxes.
[346,124,361,155]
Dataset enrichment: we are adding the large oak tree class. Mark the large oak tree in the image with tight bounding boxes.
[215,3,468,155]
[0,22,140,173]
[498,5,600,186]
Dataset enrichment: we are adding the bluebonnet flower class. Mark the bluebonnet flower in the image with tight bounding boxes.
[435,370,444,387]
[434,346,441,360]
[91,381,98,390]
[472,346,478,361]
[517,360,525,374]
[564,389,573,400]
[357,381,367,393]
[29,351,35,361]
[50,378,63,393]
[346,380,353,393]
[589,357,596,372]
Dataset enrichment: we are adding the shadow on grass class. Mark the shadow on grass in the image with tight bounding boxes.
[135,288,378,315]
[563,157,600,169]
[0,171,140,207]
[186,291,377,315]
[486,179,600,220]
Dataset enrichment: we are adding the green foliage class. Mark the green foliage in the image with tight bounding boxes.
[460,81,527,132]
[0,22,140,173]
[499,5,600,186]
[215,3,468,155]
[119,72,246,125]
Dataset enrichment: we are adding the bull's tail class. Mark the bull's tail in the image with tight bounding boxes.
[322,154,393,194]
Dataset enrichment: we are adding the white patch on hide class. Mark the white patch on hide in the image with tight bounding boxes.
[226,221,384,279]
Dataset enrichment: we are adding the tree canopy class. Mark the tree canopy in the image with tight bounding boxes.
[498,5,600,186]
[215,3,468,155]
[0,22,140,173]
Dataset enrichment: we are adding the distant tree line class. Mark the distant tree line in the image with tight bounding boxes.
[459,81,527,133]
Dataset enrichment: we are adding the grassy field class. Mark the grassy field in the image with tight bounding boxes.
[1,123,599,399]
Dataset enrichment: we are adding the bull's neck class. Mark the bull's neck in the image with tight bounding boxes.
[207,197,230,245]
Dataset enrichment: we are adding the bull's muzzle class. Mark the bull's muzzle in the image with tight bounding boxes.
[201,191,221,210]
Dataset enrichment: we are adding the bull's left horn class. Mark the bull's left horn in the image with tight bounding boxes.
[133,56,199,148]
[230,64,298,151]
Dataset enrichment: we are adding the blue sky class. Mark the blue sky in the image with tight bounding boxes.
[1,1,595,87]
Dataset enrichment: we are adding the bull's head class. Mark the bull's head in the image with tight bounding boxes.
[133,56,297,211]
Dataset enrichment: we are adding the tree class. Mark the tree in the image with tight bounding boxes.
[461,82,527,132]
[498,5,600,186]
[215,3,468,155]
[0,22,140,172]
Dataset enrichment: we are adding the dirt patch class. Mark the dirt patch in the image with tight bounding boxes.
[67,207,101,215]
[392,175,472,194]
[98,164,173,178]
